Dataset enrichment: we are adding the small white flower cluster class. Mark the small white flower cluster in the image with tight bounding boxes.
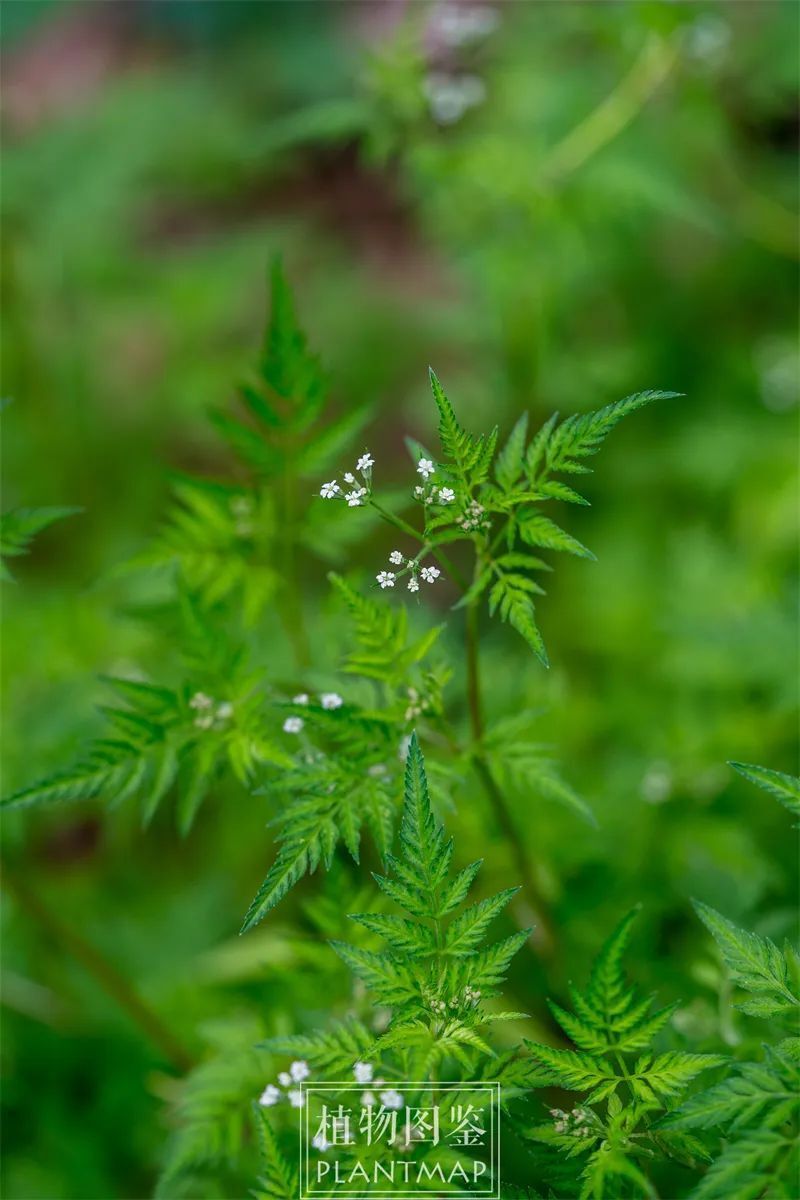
[412,459,454,508]
[258,1059,310,1110]
[457,499,489,533]
[282,692,343,734]
[319,452,374,507]
[423,72,487,126]
[550,1106,593,1137]
[405,686,430,723]
[189,692,234,731]
[430,2,499,48]
[428,983,481,1015]
[230,494,254,538]
[377,551,441,594]
[305,1062,401,1130]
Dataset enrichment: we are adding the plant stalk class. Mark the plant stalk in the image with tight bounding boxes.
[2,861,195,1073]
[464,600,555,955]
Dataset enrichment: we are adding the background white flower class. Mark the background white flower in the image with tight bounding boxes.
[288,1089,305,1107]
[321,693,343,710]
[290,1059,310,1082]
[376,571,396,588]
[292,693,309,705]
[380,1089,404,1109]
[258,1084,280,1107]
[283,716,304,734]
[278,1071,292,1086]
[353,1061,373,1083]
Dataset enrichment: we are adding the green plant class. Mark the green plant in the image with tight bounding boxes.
[519,909,725,1199]
[659,763,800,1200]
[4,269,669,943]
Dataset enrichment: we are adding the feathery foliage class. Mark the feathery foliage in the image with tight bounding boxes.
[0,505,81,581]
[334,733,529,1071]
[657,761,800,1200]
[521,910,724,1198]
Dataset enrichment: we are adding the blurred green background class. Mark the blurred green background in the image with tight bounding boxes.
[1,2,798,1197]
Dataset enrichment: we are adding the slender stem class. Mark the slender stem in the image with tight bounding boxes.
[2,861,195,1073]
[464,594,555,955]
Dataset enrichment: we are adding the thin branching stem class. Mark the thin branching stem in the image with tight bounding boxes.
[3,860,195,1073]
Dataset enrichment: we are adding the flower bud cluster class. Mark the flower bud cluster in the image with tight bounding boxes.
[189,692,234,731]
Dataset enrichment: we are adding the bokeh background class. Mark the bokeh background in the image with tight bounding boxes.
[2,2,798,1197]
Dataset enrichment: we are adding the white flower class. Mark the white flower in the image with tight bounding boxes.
[420,565,441,583]
[414,485,425,498]
[278,1072,292,1087]
[290,1060,310,1082]
[407,577,419,593]
[258,1084,281,1107]
[376,571,396,589]
[288,1089,305,1108]
[292,693,309,705]
[438,487,455,504]
[356,453,374,472]
[353,1061,373,1084]
[380,1089,404,1109]
[343,472,356,484]
[417,458,435,479]
[361,1090,376,1107]
[194,714,214,731]
[216,702,234,720]
[283,716,304,734]
[312,1131,330,1151]
[321,692,343,710]
[346,488,366,507]
[189,692,213,710]
[389,550,404,565]
[319,481,339,499]
[367,762,387,777]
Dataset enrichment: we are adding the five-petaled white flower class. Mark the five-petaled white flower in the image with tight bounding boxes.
[353,1061,373,1084]
[288,1089,305,1108]
[321,693,343,710]
[417,458,435,480]
[376,571,396,588]
[380,1089,404,1109]
[290,1060,310,1082]
[283,716,304,734]
[258,1084,280,1107]
[278,1071,292,1087]
[343,472,356,484]
[356,453,374,472]
[319,481,339,499]
[389,550,404,565]
[438,487,455,504]
[346,488,366,507]
[407,577,419,592]
[292,693,309,705]
[420,565,441,583]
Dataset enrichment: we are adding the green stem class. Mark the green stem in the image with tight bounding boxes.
[464,595,555,955]
[2,861,194,1073]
